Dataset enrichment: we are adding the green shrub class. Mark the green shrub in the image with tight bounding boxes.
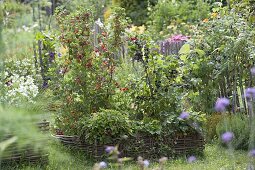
[216,114,252,150]
[147,0,210,38]
[0,4,4,54]
[80,109,133,144]
[114,0,157,26]
[205,114,225,142]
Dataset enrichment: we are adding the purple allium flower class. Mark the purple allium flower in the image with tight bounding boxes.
[105,146,115,153]
[99,161,107,169]
[251,67,255,76]
[143,160,150,167]
[249,149,255,157]
[179,112,189,120]
[245,88,255,99]
[215,98,230,112]
[221,131,234,143]
[187,156,196,163]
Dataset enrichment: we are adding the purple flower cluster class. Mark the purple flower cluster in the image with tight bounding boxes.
[49,52,55,63]
[169,34,190,43]
[105,146,115,153]
[187,155,196,163]
[214,98,230,112]
[99,161,107,169]
[179,112,189,120]
[143,160,150,167]
[244,88,255,99]
[160,34,189,55]
[221,131,234,143]
[248,149,255,157]
[251,67,255,76]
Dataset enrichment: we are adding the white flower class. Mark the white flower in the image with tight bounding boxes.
[143,160,150,167]
[95,18,104,28]
[99,161,107,169]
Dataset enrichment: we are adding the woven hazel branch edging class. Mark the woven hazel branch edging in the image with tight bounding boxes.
[53,132,205,159]
[0,120,50,164]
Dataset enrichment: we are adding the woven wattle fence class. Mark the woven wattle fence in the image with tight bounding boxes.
[0,120,50,164]
[53,132,205,159]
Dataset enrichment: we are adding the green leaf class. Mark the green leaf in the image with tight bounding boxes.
[179,44,190,55]
[0,136,18,153]
[180,55,187,61]
[194,49,205,56]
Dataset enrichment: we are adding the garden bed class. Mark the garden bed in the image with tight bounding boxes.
[53,132,205,159]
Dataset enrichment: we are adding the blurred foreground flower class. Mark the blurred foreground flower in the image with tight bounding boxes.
[251,67,255,76]
[215,98,230,112]
[187,155,196,163]
[99,162,107,169]
[105,146,115,154]
[143,160,150,167]
[137,156,150,169]
[221,132,234,143]
[249,149,255,157]
[244,88,255,99]
[179,112,189,120]
[93,161,107,170]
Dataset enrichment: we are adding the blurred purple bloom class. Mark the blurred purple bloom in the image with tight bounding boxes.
[187,156,196,163]
[105,146,115,153]
[221,131,234,143]
[99,161,107,169]
[143,160,150,167]
[215,98,230,112]
[179,112,189,120]
[251,67,255,76]
[58,53,62,57]
[245,88,255,99]
[249,149,255,157]
[247,164,255,170]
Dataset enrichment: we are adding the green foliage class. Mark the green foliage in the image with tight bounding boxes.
[80,109,132,144]
[205,114,224,142]
[0,3,4,54]
[179,6,255,113]
[2,0,31,28]
[114,0,157,26]
[147,0,210,38]
[216,114,252,150]
[0,106,48,163]
[56,0,109,20]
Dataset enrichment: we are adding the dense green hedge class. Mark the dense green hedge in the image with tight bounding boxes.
[115,0,157,26]
[148,0,210,35]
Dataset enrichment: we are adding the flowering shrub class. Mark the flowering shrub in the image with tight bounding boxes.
[0,59,39,105]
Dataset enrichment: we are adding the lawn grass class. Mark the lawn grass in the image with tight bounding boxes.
[3,142,252,170]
